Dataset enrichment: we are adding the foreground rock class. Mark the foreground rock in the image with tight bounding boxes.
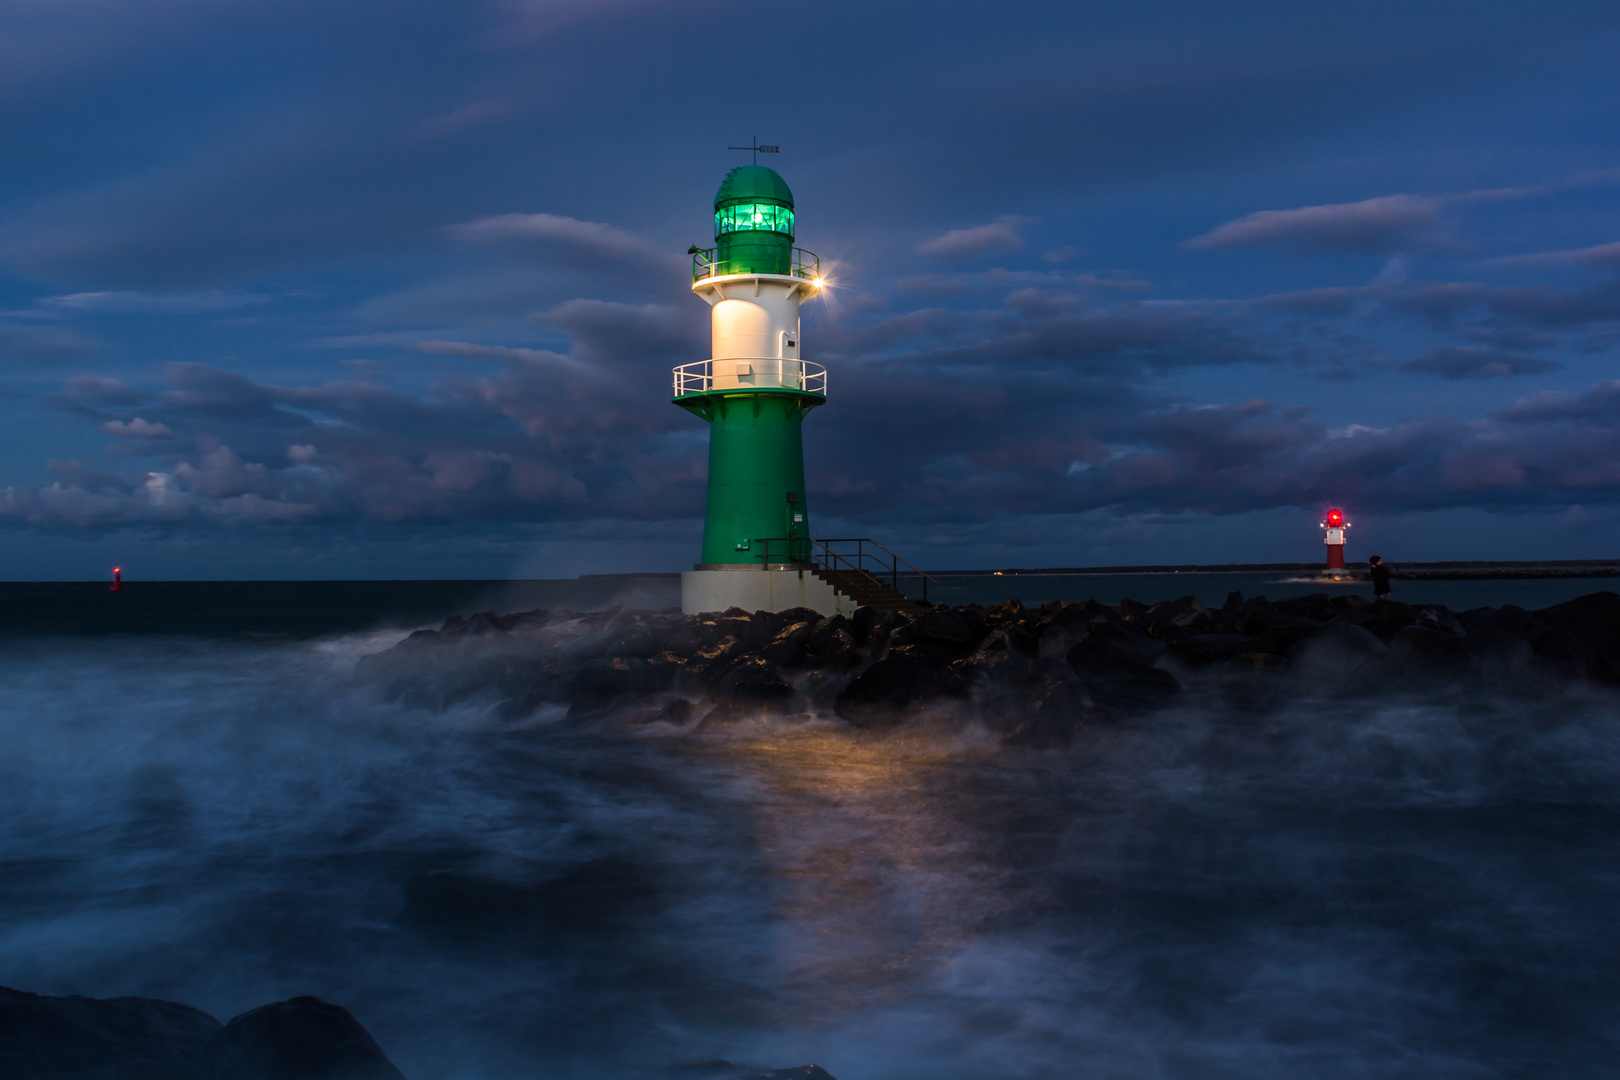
[196,996,405,1080]
[0,985,220,1080]
[356,591,1620,748]
[1,984,837,1079]
[1,988,401,1080]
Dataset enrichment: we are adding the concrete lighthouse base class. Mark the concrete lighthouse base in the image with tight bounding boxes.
[681,569,858,617]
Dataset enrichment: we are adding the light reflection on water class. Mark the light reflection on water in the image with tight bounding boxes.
[1,632,1618,1079]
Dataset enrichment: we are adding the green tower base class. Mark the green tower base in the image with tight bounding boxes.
[674,388,824,568]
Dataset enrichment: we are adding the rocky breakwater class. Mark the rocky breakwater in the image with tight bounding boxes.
[355,591,1620,748]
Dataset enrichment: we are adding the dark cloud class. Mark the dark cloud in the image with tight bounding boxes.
[1401,346,1562,379]
[40,290,270,314]
[1187,195,1443,253]
[0,323,99,365]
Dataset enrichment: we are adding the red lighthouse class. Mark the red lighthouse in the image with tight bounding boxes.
[1320,508,1349,570]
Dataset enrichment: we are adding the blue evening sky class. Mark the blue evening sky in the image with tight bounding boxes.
[3,0,1620,578]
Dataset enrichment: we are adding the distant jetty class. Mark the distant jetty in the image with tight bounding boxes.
[938,559,1620,581]
[357,590,1620,749]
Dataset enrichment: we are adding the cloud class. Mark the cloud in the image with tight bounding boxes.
[415,340,568,364]
[7,271,1620,541]
[1400,346,1562,379]
[40,291,270,315]
[0,324,99,365]
[62,376,147,405]
[100,418,175,438]
[1490,240,1620,271]
[918,217,1029,259]
[1187,195,1443,253]
[447,212,661,265]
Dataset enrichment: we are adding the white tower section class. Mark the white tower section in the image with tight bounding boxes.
[678,274,824,393]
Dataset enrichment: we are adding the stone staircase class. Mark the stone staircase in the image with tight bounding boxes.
[809,565,933,614]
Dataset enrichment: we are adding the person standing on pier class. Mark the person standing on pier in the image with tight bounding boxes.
[1369,555,1393,600]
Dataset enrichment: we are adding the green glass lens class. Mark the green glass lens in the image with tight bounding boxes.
[715,203,794,237]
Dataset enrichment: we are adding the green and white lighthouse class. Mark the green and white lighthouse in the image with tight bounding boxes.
[674,164,852,616]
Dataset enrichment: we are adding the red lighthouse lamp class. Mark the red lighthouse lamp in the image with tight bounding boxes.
[1320,508,1350,570]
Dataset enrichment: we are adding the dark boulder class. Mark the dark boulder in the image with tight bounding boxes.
[1411,607,1465,637]
[1534,590,1620,633]
[893,608,977,652]
[806,615,854,655]
[606,622,663,659]
[1070,619,1165,666]
[686,635,749,688]
[1246,615,1326,655]
[952,631,1035,690]
[0,984,221,1080]
[983,598,1030,624]
[808,625,861,671]
[1460,625,1535,682]
[1067,646,1179,710]
[1274,594,1335,619]
[865,610,913,650]
[1292,622,1389,681]
[1389,625,1465,675]
[663,619,720,658]
[712,658,795,707]
[1530,626,1613,683]
[1000,659,1093,748]
[566,657,680,720]
[1471,604,1552,645]
[757,621,815,668]
[196,996,404,1080]
[1325,608,1378,631]
[849,606,882,645]
[834,655,933,726]
[575,657,672,697]
[1168,634,1258,665]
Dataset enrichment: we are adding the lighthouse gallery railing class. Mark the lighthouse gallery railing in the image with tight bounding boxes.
[672,359,826,396]
[690,246,821,284]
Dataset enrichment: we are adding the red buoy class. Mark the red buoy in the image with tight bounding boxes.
[110,566,122,592]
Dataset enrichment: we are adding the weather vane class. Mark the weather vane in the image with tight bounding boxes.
[728,137,780,165]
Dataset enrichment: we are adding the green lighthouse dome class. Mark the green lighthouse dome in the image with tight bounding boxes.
[715,165,794,210]
[713,166,795,275]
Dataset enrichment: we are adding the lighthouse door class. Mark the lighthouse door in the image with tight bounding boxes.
[785,492,808,562]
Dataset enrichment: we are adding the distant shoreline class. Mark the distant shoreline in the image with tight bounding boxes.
[583,560,1620,583]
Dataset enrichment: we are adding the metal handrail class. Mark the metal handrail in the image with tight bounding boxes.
[691,247,821,284]
[752,536,939,606]
[672,358,827,397]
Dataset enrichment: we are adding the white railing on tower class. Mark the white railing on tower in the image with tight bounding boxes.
[673,359,827,396]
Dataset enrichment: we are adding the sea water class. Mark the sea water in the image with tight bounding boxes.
[2,582,1618,1078]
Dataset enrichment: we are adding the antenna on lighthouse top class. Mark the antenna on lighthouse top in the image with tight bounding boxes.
[728,137,780,165]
